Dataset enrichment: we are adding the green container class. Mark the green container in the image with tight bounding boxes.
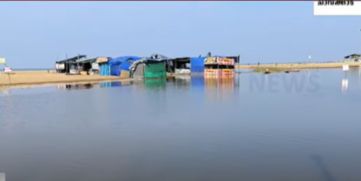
[144,62,166,79]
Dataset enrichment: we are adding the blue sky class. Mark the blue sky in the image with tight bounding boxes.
[0,2,360,68]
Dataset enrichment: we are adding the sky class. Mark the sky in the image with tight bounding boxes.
[0,2,360,69]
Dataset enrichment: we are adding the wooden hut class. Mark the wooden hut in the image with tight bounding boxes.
[204,56,235,78]
[55,55,86,74]
[130,54,168,79]
[167,57,191,75]
[344,54,361,62]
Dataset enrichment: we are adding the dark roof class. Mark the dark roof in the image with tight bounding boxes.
[129,54,168,72]
[56,55,87,64]
[168,57,190,62]
[345,54,361,59]
[76,58,97,64]
[148,54,169,61]
[226,56,240,63]
[205,55,240,63]
[108,56,142,65]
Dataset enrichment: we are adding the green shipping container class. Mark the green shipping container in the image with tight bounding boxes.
[144,62,166,79]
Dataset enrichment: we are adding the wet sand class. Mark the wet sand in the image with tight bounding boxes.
[0,71,126,86]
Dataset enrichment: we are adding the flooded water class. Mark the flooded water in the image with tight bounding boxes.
[1,68,361,181]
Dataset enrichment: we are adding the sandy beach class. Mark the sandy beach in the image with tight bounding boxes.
[0,71,126,86]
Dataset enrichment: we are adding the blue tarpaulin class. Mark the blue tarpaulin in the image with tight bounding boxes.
[99,64,111,76]
[109,56,141,76]
[191,57,205,73]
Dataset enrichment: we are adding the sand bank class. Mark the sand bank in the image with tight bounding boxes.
[0,71,128,86]
[236,62,361,71]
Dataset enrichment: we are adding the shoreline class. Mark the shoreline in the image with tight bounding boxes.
[236,61,361,70]
[1,62,360,87]
[0,71,131,87]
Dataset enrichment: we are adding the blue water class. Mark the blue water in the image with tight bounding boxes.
[1,69,361,181]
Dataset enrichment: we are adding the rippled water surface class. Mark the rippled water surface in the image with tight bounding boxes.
[1,69,361,181]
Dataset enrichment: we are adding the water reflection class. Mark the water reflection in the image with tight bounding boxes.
[3,69,361,96]
[55,81,130,90]
[0,87,9,95]
[153,75,236,94]
[310,155,337,181]
[341,78,348,92]
[0,172,5,181]
[111,81,122,87]
[190,76,204,89]
[171,76,191,90]
[2,69,361,181]
[66,83,94,90]
[100,81,123,88]
[204,77,236,100]
[56,83,95,90]
[144,78,166,90]
[340,67,361,93]
[140,75,237,100]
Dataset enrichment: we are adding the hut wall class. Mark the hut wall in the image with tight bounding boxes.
[132,63,145,79]
[110,63,122,76]
[99,63,111,76]
[55,63,65,73]
[191,57,205,73]
[144,62,166,79]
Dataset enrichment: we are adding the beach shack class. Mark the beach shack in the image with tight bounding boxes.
[204,56,235,78]
[190,56,206,74]
[189,54,239,75]
[76,58,99,75]
[167,57,191,75]
[344,54,361,62]
[97,57,111,76]
[144,61,166,79]
[226,56,240,64]
[109,56,141,78]
[130,54,168,79]
[55,55,86,74]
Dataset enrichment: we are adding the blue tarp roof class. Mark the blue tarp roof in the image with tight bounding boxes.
[109,56,142,76]
[109,56,141,65]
